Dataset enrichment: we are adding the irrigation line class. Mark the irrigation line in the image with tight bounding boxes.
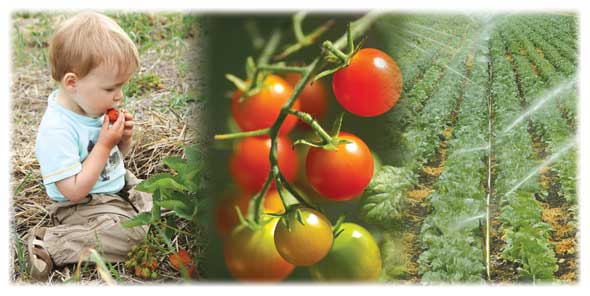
[485,43,494,281]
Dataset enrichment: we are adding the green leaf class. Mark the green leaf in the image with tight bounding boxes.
[135,173,188,194]
[156,197,195,220]
[151,188,162,221]
[164,215,176,242]
[163,156,186,173]
[185,145,203,168]
[122,212,153,228]
[359,166,414,226]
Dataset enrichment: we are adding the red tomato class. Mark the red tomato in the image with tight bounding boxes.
[305,132,373,201]
[106,108,119,123]
[168,249,196,277]
[332,48,402,117]
[216,189,286,237]
[229,136,298,193]
[284,73,329,128]
[232,75,300,136]
[224,217,294,281]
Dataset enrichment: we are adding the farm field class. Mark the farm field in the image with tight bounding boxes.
[369,13,578,283]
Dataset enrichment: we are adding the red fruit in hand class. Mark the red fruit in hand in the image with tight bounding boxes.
[169,249,195,277]
[106,108,119,123]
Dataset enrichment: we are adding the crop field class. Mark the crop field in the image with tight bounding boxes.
[366,13,578,283]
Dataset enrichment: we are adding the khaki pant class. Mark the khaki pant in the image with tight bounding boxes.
[43,171,152,266]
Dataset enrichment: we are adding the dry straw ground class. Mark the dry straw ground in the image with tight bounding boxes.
[10,12,207,284]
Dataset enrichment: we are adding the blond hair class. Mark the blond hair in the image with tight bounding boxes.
[49,11,140,81]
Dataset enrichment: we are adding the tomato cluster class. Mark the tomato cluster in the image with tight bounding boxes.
[217,39,400,282]
[125,244,159,280]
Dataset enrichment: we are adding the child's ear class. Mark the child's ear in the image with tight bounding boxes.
[62,72,78,90]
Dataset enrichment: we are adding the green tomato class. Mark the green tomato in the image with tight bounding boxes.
[309,223,381,281]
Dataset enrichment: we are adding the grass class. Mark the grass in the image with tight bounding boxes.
[125,72,164,98]
[11,12,197,68]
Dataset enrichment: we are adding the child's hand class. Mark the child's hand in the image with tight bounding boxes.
[97,111,125,150]
[121,110,134,141]
[118,110,134,156]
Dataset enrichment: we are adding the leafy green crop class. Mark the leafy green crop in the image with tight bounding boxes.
[123,145,205,228]
[359,166,414,227]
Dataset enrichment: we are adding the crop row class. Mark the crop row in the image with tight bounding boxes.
[508,18,576,77]
[500,22,577,204]
[400,44,471,173]
[490,31,558,281]
[523,18,577,65]
[501,20,577,126]
[543,15,578,48]
[418,36,490,283]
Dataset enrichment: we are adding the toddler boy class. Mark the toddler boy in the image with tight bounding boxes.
[29,11,152,281]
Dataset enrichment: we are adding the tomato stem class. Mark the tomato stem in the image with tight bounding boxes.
[288,109,333,145]
[277,173,317,210]
[293,12,307,42]
[250,169,276,224]
[332,215,346,238]
[257,65,307,74]
[274,16,334,61]
[257,28,282,66]
[273,173,291,211]
[213,128,270,140]
[347,22,354,54]
[322,41,349,65]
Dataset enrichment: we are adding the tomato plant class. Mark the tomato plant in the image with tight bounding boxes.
[229,136,298,193]
[309,223,381,281]
[284,73,329,128]
[332,48,402,117]
[232,74,300,136]
[216,189,285,237]
[224,217,294,281]
[306,132,374,201]
[274,207,333,266]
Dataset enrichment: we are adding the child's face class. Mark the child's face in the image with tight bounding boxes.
[73,63,131,118]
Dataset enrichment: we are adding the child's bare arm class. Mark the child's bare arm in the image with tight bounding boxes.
[56,112,125,202]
